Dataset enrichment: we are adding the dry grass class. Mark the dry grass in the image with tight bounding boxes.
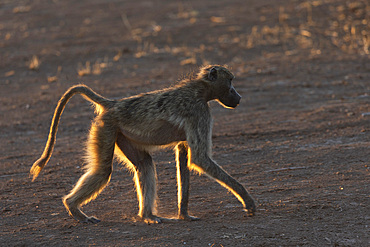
[77,57,111,77]
[29,55,40,70]
[227,0,369,56]
[128,0,368,69]
[72,0,368,78]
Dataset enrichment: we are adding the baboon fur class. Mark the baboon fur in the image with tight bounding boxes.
[30,65,256,224]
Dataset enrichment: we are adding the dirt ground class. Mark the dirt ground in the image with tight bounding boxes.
[0,0,369,246]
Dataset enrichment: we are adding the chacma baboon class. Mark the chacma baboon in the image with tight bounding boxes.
[30,65,256,224]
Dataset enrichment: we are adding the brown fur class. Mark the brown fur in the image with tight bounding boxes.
[30,65,256,224]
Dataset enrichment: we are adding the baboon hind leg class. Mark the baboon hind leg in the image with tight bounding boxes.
[116,133,168,224]
[176,142,199,221]
[63,119,116,223]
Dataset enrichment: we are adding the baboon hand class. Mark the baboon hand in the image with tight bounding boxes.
[243,200,256,216]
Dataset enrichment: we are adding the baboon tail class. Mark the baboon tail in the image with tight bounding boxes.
[30,84,114,181]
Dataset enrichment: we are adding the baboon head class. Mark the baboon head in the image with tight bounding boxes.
[200,66,241,109]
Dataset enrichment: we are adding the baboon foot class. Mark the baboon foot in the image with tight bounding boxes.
[178,214,200,221]
[81,216,101,224]
[141,214,177,224]
[141,214,163,224]
[63,198,101,224]
[72,213,101,224]
[69,211,101,224]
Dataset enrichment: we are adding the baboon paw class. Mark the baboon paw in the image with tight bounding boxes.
[82,216,101,224]
[179,214,200,221]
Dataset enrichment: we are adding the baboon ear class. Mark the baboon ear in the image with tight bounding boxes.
[208,67,218,81]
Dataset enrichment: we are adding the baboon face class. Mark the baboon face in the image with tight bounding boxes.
[208,67,241,109]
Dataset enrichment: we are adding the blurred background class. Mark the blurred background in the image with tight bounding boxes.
[1,0,368,91]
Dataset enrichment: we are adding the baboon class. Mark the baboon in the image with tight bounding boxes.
[30,65,256,224]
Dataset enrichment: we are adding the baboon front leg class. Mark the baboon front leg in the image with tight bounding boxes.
[176,142,199,221]
[63,119,116,223]
[186,120,256,216]
[116,133,166,224]
[193,155,256,216]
